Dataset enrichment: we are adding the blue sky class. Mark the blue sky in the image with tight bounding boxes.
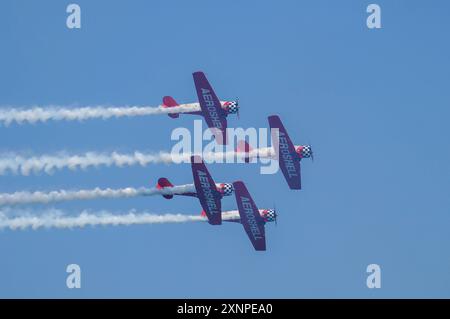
[0,0,449,298]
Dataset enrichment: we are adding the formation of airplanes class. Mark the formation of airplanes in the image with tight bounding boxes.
[157,156,275,251]
[158,71,313,251]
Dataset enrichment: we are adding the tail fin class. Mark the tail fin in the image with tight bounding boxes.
[156,177,174,199]
[162,96,180,119]
[236,140,252,163]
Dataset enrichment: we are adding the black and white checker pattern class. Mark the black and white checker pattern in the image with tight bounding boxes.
[226,101,239,114]
[221,183,234,196]
[301,145,312,158]
[264,209,276,222]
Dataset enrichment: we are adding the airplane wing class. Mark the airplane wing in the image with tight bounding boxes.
[193,71,227,144]
[268,115,301,190]
[191,155,222,225]
[233,181,266,251]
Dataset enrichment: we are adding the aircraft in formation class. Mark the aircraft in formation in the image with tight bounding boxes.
[155,72,313,250]
[236,115,313,190]
[12,71,310,251]
[156,156,276,251]
[162,71,239,145]
[162,71,313,191]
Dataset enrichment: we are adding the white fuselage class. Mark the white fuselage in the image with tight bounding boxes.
[202,209,271,223]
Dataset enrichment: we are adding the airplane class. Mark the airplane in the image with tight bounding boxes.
[156,155,235,225]
[268,115,313,189]
[162,71,239,144]
[230,181,276,251]
[235,115,313,190]
[196,181,276,251]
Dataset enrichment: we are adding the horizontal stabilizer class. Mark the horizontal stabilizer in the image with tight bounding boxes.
[156,177,174,199]
[162,96,180,119]
[236,140,253,163]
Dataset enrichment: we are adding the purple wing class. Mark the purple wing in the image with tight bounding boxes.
[193,71,227,144]
[233,181,266,251]
[268,115,301,190]
[191,156,222,225]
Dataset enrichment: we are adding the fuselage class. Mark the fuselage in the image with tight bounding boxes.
[158,183,234,198]
[242,145,312,161]
[168,101,239,117]
[200,209,276,224]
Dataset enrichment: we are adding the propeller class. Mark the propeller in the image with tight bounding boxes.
[236,97,240,119]
[308,142,314,162]
[274,203,278,226]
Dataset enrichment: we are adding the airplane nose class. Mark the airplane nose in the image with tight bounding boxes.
[308,145,314,161]
[301,145,313,159]
[235,99,240,118]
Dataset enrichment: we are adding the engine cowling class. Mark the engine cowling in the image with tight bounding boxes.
[216,183,234,196]
[261,209,277,222]
[222,101,239,115]
[296,145,313,159]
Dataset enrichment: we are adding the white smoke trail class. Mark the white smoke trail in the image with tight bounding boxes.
[0,148,274,176]
[0,151,176,176]
[0,104,201,126]
[0,184,196,206]
[0,210,206,230]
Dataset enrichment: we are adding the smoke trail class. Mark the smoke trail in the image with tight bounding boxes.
[0,151,176,176]
[0,184,196,206]
[0,148,274,176]
[0,104,201,126]
[0,210,206,230]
